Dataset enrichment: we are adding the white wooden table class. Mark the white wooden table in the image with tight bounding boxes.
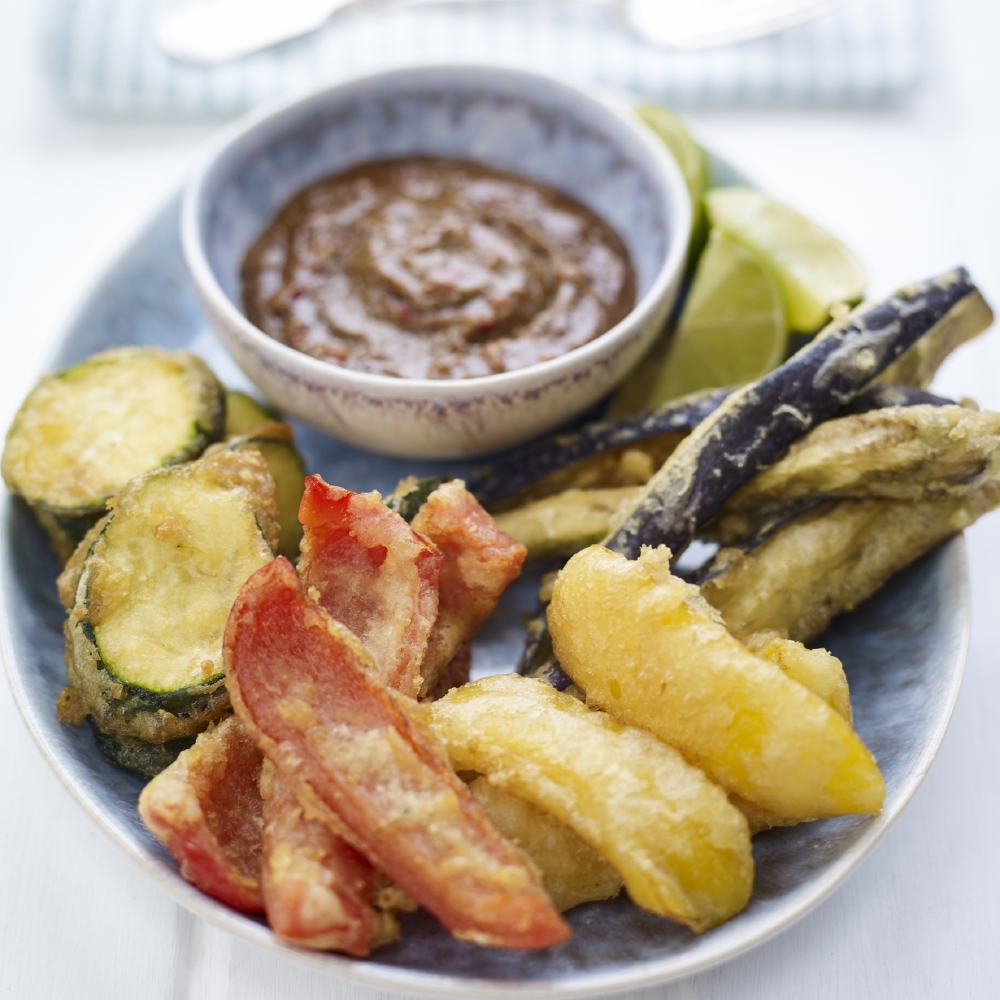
[3,1,1000,996]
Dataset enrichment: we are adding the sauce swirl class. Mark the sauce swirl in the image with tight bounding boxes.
[241,158,636,379]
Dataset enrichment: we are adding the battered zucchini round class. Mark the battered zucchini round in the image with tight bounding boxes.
[223,390,276,437]
[2,347,225,561]
[92,726,197,779]
[64,451,276,744]
[214,422,307,560]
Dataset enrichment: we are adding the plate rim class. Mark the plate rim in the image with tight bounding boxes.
[0,178,973,997]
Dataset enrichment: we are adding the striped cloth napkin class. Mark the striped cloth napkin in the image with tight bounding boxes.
[44,0,924,119]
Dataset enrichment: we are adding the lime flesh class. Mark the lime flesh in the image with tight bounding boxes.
[649,229,787,406]
[705,186,866,332]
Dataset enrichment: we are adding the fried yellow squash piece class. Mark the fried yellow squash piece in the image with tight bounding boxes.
[548,546,885,821]
[427,674,753,932]
[467,777,623,913]
[139,715,265,913]
[224,558,569,950]
[744,631,851,723]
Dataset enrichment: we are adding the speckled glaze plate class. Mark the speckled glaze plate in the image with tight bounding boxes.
[0,184,970,996]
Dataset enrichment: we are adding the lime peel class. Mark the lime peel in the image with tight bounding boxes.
[706,186,866,333]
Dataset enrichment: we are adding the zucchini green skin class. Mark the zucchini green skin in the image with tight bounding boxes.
[224,390,278,437]
[605,268,980,559]
[385,476,453,523]
[91,724,197,779]
[223,423,307,560]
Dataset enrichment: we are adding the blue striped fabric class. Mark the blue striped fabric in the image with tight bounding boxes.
[44,0,924,118]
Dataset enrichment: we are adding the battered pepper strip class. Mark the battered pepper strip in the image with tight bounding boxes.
[265,480,494,953]
[224,558,570,950]
[298,475,442,699]
[259,761,383,954]
[411,480,527,695]
[138,715,265,913]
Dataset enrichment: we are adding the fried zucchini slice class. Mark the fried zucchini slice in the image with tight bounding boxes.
[63,449,277,744]
[2,347,224,562]
[493,487,643,559]
[467,777,623,913]
[427,675,753,932]
[213,421,307,560]
[224,389,276,437]
[702,482,1000,643]
[94,728,196,779]
[548,545,885,821]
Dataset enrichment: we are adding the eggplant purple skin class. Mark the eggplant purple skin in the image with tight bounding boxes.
[466,389,731,506]
[605,268,977,560]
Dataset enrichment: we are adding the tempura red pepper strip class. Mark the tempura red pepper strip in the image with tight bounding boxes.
[298,476,442,699]
[260,761,382,954]
[224,558,570,949]
[411,480,526,694]
[138,715,265,914]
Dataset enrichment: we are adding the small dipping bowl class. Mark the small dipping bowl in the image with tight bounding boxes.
[183,65,691,458]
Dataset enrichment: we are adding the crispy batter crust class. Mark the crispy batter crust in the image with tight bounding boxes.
[62,449,276,744]
[703,484,1000,643]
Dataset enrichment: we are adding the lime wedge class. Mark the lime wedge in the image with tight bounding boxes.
[635,103,706,213]
[634,103,708,260]
[705,186,866,333]
[648,229,787,406]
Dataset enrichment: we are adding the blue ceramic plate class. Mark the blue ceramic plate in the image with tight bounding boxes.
[0,188,970,997]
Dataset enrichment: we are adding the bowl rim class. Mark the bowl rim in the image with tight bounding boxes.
[180,62,692,398]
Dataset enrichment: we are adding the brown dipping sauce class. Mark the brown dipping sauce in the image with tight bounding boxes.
[241,158,636,379]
